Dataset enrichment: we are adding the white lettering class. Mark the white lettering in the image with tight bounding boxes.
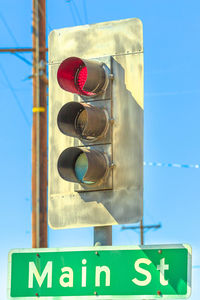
[95,266,110,287]
[132,258,152,286]
[157,258,169,286]
[28,261,52,288]
[82,259,87,287]
[59,267,73,287]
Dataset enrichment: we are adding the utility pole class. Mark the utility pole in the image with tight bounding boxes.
[122,220,161,245]
[32,0,47,248]
[0,1,48,248]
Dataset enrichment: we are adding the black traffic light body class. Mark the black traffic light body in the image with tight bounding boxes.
[48,18,143,229]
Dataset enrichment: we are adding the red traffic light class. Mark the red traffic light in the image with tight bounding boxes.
[57,57,109,97]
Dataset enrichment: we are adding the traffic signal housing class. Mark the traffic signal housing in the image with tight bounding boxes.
[48,18,143,229]
[57,57,109,97]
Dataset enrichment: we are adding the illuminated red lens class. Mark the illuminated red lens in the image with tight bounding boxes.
[57,57,95,96]
[76,66,94,96]
[77,66,87,92]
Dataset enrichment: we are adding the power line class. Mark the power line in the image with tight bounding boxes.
[122,224,161,231]
[0,63,30,127]
[12,52,32,66]
[69,2,78,25]
[66,0,84,25]
[0,10,46,65]
[0,48,48,67]
[66,0,78,25]
[0,12,32,65]
[82,0,88,24]
[71,0,84,24]
[145,89,200,97]
[144,161,200,169]
[0,12,19,45]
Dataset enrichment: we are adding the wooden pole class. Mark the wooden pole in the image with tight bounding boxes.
[122,223,161,245]
[32,0,47,248]
[38,0,47,248]
[0,47,48,53]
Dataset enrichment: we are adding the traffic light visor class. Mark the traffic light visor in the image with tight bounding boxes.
[57,57,109,96]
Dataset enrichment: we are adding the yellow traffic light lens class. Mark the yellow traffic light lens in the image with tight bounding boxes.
[58,102,108,141]
[75,153,94,184]
[75,109,87,134]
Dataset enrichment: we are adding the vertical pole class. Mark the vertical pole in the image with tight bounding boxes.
[140,219,144,245]
[32,0,39,248]
[32,0,47,248]
[38,0,47,248]
[94,226,112,246]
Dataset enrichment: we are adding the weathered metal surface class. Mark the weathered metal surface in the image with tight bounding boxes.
[48,18,143,228]
[49,18,143,65]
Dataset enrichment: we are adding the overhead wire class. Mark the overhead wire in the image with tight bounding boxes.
[71,0,84,24]
[0,12,19,45]
[66,0,84,25]
[0,64,30,127]
[0,11,31,126]
[68,1,78,25]
[144,161,199,169]
[82,0,88,24]
[12,53,32,66]
[145,89,200,97]
[0,12,32,66]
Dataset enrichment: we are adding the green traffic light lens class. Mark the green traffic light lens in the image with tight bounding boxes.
[74,153,94,184]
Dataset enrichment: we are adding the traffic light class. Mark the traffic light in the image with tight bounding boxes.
[56,57,111,188]
[57,57,109,96]
[48,18,143,229]
[55,55,113,192]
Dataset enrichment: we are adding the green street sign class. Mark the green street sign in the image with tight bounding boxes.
[8,244,191,299]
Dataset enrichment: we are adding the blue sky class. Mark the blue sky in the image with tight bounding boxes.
[0,0,200,299]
